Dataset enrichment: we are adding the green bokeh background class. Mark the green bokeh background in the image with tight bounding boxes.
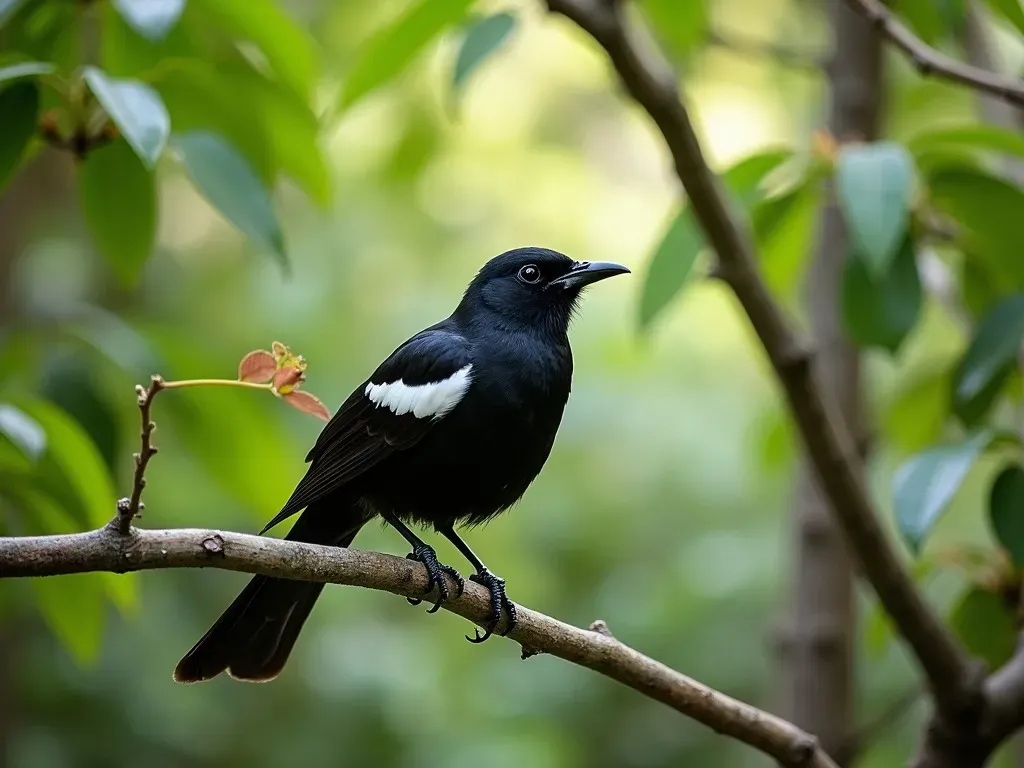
[3,0,1023,765]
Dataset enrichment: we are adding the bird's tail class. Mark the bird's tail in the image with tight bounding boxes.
[173,501,368,684]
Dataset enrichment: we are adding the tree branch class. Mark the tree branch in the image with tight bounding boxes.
[840,0,1024,107]
[541,0,978,720]
[0,523,837,768]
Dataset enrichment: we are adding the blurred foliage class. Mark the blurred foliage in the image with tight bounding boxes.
[1,0,1024,766]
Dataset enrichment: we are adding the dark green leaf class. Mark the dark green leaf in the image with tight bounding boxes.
[83,67,170,167]
[841,235,922,353]
[638,211,703,330]
[961,254,1009,321]
[983,0,1024,35]
[340,0,475,110]
[0,0,28,27]
[13,397,118,530]
[192,0,317,98]
[638,148,793,329]
[909,125,1024,162]
[172,131,286,270]
[835,141,915,275]
[78,140,156,286]
[990,464,1024,569]
[452,13,516,101]
[40,353,120,472]
[929,167,1024,288]
[0,403,45,460]
[112,0,185,40]
[950,587,1016,670]
[0,80,39,191]
[0,61,55,83]
[640,0,708,58]
[883,368,951,454]
[893,429,992,553]
[953,295,1024,424]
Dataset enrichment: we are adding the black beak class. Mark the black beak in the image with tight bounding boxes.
[549,260,631,289]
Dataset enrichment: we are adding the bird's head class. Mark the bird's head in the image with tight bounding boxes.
[456,247,630,334]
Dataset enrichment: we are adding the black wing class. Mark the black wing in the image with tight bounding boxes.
[260,327,473,533]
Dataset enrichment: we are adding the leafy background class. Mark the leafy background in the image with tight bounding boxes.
[1,0,1024,765]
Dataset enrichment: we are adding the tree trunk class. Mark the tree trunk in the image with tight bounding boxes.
[777,0,883,761]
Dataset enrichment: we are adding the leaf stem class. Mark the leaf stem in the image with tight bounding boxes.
[160,379,273,392]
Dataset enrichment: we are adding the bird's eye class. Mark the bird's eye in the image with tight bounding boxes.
[518,265,542,284]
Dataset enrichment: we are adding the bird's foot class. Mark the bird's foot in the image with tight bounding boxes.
[466,569,517,644]
[405,543,465,613]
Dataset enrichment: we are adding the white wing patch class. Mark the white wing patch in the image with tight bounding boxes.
[364,364,473,420]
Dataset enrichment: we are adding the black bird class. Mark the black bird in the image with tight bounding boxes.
[173,247,629,683]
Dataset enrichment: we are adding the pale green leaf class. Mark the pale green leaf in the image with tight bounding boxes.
[452,13,516,101]
[83,67,170,167]
[0,404,45,460]
[112,0,185,40]
[0,61,55,83]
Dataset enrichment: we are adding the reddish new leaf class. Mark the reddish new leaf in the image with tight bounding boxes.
[238,349,276,383]
[273,366,304,394]
[284,390,330,421]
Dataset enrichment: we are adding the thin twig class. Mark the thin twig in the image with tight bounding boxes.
[841,0,1024,107]
[0,526,836,768]
[116,376,164,534]
[542,0,978,721]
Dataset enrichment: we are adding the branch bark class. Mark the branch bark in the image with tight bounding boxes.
[541,0,977,722]
[840,0,1024,106]
[779,0,882,757]
[0,523,838,768]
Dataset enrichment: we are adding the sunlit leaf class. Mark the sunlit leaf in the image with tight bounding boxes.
[909,125,1024,162]
[639,0,708,58]
[191,0,317,98]
[755,181,820,299]
[340,0,475,110]
[13,397,118,530]
[83,67,170,167]
[0,61,54,83]
[929,167,1024,288]
[893,430,992,553]
[990,464,1024,569]
[112,0,185,40]
[172,131,287,270]
[0,403,45,460]
[0,80,38,192]
[983,0,1024,35]
[841,235,922,353]
[883,368,951,454]
[949,587,1016,670]
[953,295,1024,425]
[835,142,915,275]
[452,13,516,103]
[77,139,156,286]
[99,0,197,76]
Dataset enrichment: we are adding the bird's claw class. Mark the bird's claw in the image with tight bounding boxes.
[466,570,517,643]
[405,544,464,613]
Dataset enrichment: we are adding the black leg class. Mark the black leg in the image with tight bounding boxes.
[439,526,518,643]
[382,512,464,613]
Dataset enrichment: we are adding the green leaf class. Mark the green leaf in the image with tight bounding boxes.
[893,429,993,553]
[0,80,39,191]
[639,149,794,329]
[895,0,965,42]
[949,587,1016,670]
[961,255,1008,321]
[77,139,156,286]
[0,61,55,84]
[835,142,915,275]
[0,404,45,460]
[990,464,1024,569]
[99,0,198,77]
[841,234,922,353]
[451,13,516,102]
[83,67,170,168]
[929,168,1024,288]
[112,0,185,40]
[755,181,820,299]
[172,131,286,270]
[639,0,708,58]
[883,368,951,454]
[340,0,475,110]
[953,295,1024,424]
[0,0,28,28]
[983,0,1024,35]
[638,211,703,330]
[909,125,1024,162]
[12,398,118,530]
[191,0,317,98]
